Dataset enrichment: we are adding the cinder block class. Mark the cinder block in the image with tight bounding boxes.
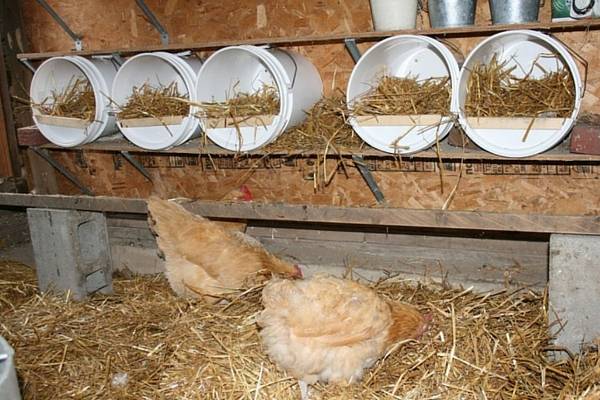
[549,234,600,357]
[27,209,113,300]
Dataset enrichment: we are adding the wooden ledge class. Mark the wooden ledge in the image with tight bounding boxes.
[35,115,91,129]
[354,114,446,126]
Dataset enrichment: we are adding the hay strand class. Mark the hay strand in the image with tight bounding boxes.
[33,77,95,121]
[197,85,280,119]
[352,75,452,116]
[465,54,575,119]
[117,82,190,120]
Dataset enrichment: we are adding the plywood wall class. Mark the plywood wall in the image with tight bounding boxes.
[19,0,600,111]
[26,149,599,216]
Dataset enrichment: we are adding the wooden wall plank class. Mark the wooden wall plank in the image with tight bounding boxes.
[16,19,600,61]
[0,86,14,177]
[104,218,548,289]
[25,148,58,194]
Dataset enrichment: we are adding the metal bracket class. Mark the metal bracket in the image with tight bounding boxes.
[20,59,36,73]
[135,0,169,45]
[344,38,362,64]
[352,154,385,204]
[31,147,94,196]
[110,53,125,66]
[120,151,153,182]
[91,53,126,69]
[35,0,83,51]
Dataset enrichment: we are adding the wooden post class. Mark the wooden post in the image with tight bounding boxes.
[549,234,600,358]
[0,0,29,178]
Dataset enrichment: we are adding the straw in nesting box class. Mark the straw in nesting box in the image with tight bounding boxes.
[197,85,280,120]
[2,260,599,400]
[266,91,362,153]
[352,75,452,116]
[265,92,363,191]
[465,54,575,119]
[33,77,95,121]
[117,82,190,120]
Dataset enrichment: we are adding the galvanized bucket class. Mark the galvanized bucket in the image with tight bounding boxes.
[490,0,541,24]
[429,0,477,28]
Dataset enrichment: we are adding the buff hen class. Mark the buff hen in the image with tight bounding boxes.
[258,274,429,399]
[147,196,302,303]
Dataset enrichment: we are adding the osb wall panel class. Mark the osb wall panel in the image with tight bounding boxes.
[20,0,600,110]
[18,0,600,214]
[42,150,600,216]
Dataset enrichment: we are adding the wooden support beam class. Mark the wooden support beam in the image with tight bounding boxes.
[0,194,598,235]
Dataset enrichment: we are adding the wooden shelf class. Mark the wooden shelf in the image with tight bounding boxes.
[17,19,600,61]
[29,134,600,163]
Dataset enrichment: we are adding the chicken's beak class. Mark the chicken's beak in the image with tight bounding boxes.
[416,312,433,339]
[292,264,304,279]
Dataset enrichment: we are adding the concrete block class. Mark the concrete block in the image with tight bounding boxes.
[549,234,600,357]
[27,209,113,300]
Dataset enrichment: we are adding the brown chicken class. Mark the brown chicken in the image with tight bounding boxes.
[147,196,303,303]
[258,274,429,399]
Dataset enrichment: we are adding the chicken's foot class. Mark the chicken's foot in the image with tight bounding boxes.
[299,380,310,400]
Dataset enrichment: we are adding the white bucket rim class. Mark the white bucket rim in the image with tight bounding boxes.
[457,29,583,158]
[31,56,108,147]
[196,45,293,152]
[346,35,461,155]
[66,56,113,144]
[156,52,202,147]
[112,52,199,150]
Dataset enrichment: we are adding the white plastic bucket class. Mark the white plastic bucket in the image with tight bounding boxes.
[30,56,118,147]
[196,45,323,152]
[370,0,419,30]
[111,52,202,150]
[0,336,21,400]
[458,30,582,158]
[347,35,461,154]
